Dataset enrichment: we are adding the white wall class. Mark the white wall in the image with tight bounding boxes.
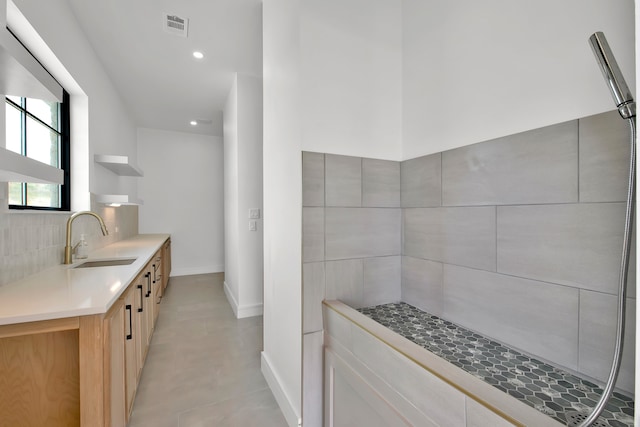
[224,76,240,305]
[402,0,636,159]
[0,0,140,285]
[263,0,403,425]
[137,128,224,276]
[262,0,303,425]
[13,0,139,203]
[300,0,403,160]
[223,73,264,318]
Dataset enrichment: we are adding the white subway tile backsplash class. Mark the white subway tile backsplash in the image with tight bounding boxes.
[0,202,138,286]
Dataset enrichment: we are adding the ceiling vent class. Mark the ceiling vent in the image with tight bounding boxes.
[163,13,189,37]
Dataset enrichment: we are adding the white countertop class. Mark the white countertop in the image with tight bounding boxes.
[0,234,170,326]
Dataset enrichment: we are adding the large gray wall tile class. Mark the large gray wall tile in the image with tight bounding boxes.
[303,152,325,207]
[326,208,401,260]
[303,262,325,334]
[403,207,496,271]
[401,256,443,316]
[442,265,580,370]
[498,203,625,293]
[442,120,578,206]
[401,153,441,207]
[303,331,324,427]
[578,290,635,394]
[326,259,364,308]
[302,208,324,262]
[363,256,401,307]
[326,154,361,207]
[579,110,631,203]
[362,159,400,207]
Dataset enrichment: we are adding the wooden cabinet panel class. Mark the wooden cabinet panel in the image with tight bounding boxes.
[135,276,147,378]
[106,302,126,427]
[0,330,80,427]
[123,285,137,419]
[0,238,170,427]
[161,239,171,295]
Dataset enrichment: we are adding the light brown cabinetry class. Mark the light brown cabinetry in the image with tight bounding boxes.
[0,237,171,427]
[123,284,137,418]
[106,299,126,427]
[161,238,171,295]
[0,319,80,427]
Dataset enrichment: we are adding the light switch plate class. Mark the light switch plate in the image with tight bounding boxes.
[249,220,257,231]
[249,208,261,219]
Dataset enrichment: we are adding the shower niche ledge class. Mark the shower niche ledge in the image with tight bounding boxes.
[94,154,144,177]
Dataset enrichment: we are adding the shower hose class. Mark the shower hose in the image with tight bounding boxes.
[578,116,635,427]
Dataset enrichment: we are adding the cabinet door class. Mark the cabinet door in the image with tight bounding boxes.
[123,286,137,418]
[153,275,161,326]
[144,270,154,345]
[162,239,171,294]
[135,276,147,379]
[106,301,126,427]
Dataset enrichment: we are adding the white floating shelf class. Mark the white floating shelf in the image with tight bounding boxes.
[0,28,63,103]
[94,154,144,177]
[0,147,64,183]
[94,194,144,206]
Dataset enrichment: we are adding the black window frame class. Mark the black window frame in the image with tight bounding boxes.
[7,90,71,212]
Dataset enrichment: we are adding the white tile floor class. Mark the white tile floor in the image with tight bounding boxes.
[127,273,288,427]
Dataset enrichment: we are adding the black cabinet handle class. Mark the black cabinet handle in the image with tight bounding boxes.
[125,304,132,340]
[137,285,144,312]
[146,273,151,297]
[152,264,157,284]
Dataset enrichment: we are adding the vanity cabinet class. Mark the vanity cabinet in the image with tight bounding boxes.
[0,236,170,427]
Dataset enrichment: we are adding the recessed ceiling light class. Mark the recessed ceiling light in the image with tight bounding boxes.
[190,120,198,126]
[193,51,204,59]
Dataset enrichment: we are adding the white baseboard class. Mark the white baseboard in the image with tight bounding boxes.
[223,280,263,319]
[170,264,224,277]
[261,352,302,427]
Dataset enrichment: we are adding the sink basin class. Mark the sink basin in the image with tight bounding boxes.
[73,258,137,268]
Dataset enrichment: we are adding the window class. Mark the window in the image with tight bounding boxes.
[6,90,70,210]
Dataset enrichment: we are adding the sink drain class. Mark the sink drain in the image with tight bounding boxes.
[565,411,609,427]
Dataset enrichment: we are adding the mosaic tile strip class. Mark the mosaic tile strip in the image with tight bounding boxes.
[358,302,634,427]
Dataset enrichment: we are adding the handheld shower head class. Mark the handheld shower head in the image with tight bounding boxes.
[589,31,635,119]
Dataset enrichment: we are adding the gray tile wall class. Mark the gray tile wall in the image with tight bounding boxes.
[400,110,636,393]
[302,151,403,427]
[302,110,635,413]
[302,152,403,334]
